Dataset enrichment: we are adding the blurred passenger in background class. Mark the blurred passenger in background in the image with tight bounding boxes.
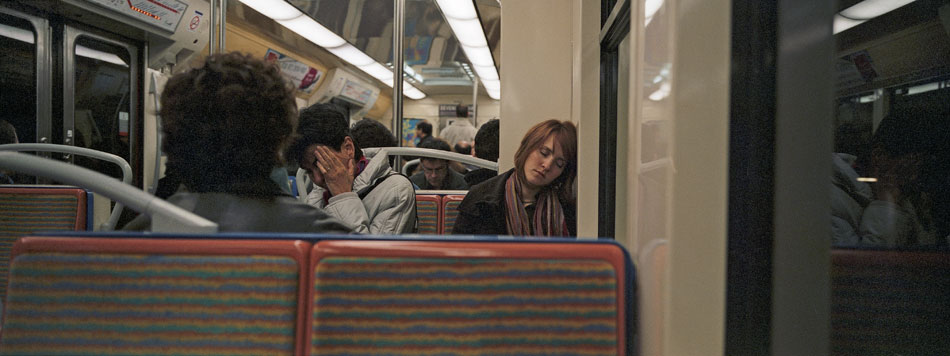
[351,118,398,167]
[465,119,499,186]
[440,117,477,147]
[124,52,349,233]
[410,138,468,190]
[451,141,473,173]
[414,120,434,147]
[858,109,940,247]
[290,103,416,234]
[453,119,577,237]
[0,120,19,184]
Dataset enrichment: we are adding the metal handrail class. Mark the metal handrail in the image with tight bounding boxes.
[0,143,132,230]
[0,151,217,233]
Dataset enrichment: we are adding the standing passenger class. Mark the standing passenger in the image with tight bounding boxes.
[452,120,577,236]
[123,52,349,233]
[289,104,416,234]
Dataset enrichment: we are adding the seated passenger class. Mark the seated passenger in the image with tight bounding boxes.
[452,119,577,237]
[350,118,398,167]
[465,119,499,186]
[289,103,416,234]
[858,110,938,247]
[123,52,349,233]
[410,138,469,190]
[0,119,19,184]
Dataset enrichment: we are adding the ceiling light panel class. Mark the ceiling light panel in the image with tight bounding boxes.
[435,0,501,100]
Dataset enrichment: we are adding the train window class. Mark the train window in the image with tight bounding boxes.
[831,0,950,249]
[70,36,132,179]
[0,13,36,145]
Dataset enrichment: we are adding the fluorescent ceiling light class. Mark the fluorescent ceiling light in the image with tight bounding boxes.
[279,15,346,48]
[473,64,499,81]
[435,0,501,100]
[435,0,477,20]
[834,0,915,34]
[906,82,940,95]
[445,18,488,47]
[237,0,426,99]
[237,0,301,20]
[644,0,663,27]
[326,44,375,66]
[0,23,33,43]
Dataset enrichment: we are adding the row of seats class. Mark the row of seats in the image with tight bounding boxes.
[0,186,92,302]
[0,232,636,355]
[416,193,465,234]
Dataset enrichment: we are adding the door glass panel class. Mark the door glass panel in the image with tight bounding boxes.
[0,14,36,144]
[73,36,131,179]
[0,13,36,184]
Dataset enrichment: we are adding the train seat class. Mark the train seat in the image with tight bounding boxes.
[0,236,310,355]
[306,239,635,355]
[440,194,465,234]
[831,248,950,355]
[415,194,441,234]
[0,185,92,303]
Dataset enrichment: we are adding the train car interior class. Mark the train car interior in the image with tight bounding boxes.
[0,0,948,355]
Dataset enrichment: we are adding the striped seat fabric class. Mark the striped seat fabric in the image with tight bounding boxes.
[309,241,628,356]
[415,195,440,234]
[441,194,465,235]
[1,237,306,355]
[0,186,87,302]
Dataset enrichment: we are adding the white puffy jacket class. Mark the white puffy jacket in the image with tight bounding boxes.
[305,148,416,234]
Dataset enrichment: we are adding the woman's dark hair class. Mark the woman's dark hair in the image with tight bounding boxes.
[160,52,296,194]
[513,120,578,201]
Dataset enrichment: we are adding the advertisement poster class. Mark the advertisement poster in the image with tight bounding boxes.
[402,118,425,147]
[265,49,323,94]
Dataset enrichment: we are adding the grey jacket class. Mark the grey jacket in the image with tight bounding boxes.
[124,189,351,233]
[305,149,416,234]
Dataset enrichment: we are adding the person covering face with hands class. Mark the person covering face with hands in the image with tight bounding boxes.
[290,103,416,234]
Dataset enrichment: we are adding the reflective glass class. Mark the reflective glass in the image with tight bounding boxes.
[73,36,131,179]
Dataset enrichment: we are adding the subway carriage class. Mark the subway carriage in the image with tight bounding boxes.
[0,0,948,355]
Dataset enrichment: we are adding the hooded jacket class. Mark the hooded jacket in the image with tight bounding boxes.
[305,148,416,234]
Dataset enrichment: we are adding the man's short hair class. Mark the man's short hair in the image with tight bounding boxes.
[474,119,499,162]
[416,121,432,136]
[454,141,472,155]
[160,52,296,193]
[351,118,397,148]
[418,138,451,163]
[288,103,363,163]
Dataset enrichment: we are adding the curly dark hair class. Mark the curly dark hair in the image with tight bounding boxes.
[160,52,296,194]
[474,119,499,162]
[287,103,363,164]
[351,118,397,149]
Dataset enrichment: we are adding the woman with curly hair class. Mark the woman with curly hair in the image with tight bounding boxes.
[452,119,577,237]
[124,52,348,233]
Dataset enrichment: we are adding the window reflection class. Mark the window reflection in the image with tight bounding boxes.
[73,36,131,180]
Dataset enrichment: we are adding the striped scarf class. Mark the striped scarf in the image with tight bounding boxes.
[504,173,568,236]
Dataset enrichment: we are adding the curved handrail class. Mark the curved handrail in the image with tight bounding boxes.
[0,152,217,233]
[0,143,132,230]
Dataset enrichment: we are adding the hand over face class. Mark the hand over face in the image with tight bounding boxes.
[313,146,355,197]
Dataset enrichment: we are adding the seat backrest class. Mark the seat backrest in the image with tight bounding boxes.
[307,240,634,355]
[441,194,465,234]
[831,249,950,355]
[415,194,441,234]
[1,236,310,355]
[0,186,90,302]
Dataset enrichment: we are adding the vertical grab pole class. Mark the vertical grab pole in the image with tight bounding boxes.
[471,77,479,126]
[218,0,227,52]
[392,0,406,167]
[208,0,216,54]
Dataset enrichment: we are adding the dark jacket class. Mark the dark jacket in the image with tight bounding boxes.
[410,168,469,190]
[464,168,497,187]
[452,169,576,236]
[124,185,351,233]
